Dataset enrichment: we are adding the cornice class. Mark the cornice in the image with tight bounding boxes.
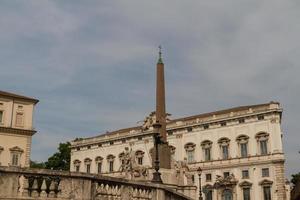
[0,126,36,136]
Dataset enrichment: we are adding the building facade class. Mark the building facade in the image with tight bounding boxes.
[71,102,288,200]
[0,90,38,167]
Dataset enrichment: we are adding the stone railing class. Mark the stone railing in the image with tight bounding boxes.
[0,166,193,200]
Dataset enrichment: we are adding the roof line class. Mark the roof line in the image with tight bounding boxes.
[0,90,39,104]
[74,101,280,142]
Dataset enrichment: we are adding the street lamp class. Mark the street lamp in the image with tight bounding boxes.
[198,167,203,200]
[152,122,163,183]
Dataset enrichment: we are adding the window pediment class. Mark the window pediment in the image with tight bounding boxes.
[107,154,115,161]
[95,156,103,162]
[259,179,273,186]
[73,159,81,165]
[84,158,92,163]
[9,146,24,152]
[236,135,249,143]
[218,137,230,145]
[184,143,196,151]
[255,132,269,141]
[135,150,145,158]
[201,140,212,148]
[239,181,252,188]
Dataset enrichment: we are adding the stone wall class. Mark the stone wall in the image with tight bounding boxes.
[0,166,194,200]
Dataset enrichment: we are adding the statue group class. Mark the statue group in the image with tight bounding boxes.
[119,147,149,179]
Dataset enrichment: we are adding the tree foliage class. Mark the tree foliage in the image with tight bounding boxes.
[30,142,71,171]
[291,172,300,186]
[45,142,71,170]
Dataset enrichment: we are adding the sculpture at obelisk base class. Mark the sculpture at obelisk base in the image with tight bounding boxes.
[151,46,171,169]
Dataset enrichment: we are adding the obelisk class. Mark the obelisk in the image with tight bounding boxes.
[155,46,171,169]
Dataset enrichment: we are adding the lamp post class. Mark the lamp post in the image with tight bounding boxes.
[198,167,203,200]
[152,122,163,183]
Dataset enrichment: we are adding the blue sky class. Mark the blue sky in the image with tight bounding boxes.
[0,1,299,178]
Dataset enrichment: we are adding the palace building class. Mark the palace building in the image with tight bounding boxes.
[0,90,38,167]
[70,51,289,200]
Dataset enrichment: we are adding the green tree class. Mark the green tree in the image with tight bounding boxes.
[44,142,71,171]
[30,160,46,169]
[291,172,300,186]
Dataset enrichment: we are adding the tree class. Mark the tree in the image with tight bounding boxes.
[44,142,71,171]
[30,160,46,169]
[291,172,300,186]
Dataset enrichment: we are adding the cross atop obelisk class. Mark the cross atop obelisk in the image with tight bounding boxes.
[156,46,167,142]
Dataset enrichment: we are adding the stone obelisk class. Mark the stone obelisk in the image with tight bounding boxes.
[155,46,171,169]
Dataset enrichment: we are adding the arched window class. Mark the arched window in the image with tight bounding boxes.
[218,137,230,160]
[73,159,81,172]
[107,155,115,172]
[184,143,196,163]
[256,132,269,155]
[201,140,212,161]
[236,135,249,158]
[95,156,103,174]
[9,146,24,167]
[135,150,145,165]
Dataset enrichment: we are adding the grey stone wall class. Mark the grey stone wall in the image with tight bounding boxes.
[0,167,194,200]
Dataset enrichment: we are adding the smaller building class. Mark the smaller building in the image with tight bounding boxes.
[0,90,38,167]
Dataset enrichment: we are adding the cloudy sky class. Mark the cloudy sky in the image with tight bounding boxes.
[0,1,299,178]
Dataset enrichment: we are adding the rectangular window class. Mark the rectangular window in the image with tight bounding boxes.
[243,187,251,200]
[221,122,226,127]
[242,170,249,179]
[187,127,193,132]
[11,153,19,166]
[222,146,229,159]
[0,111,3,123]
[204,148,211,161]
[239,118,245,123]
[262,168,269,177]
[205,190,213,200]
[187,151,194,163]
[86,164,90,173]
[15,112,24,127]
[75,165,80,172]
[203,124,209,129]
[258,115,264,120]
[206,173,212,182]
[138,157,143,165]
[97,162,102,173]
[241,143,248,158]
[263,186,271,200]
[224,172,230,178]
[260,141,268,155]
[109,161,114,172]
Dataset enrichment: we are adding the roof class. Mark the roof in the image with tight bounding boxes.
[0,90,39,104]
[73,101,280,143]
[170,101,280,123]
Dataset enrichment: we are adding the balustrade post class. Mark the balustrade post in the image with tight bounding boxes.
[31,177,39,198]
[40,178,48,198]
[48,179,56,198]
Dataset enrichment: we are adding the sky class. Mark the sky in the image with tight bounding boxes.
[0,1,299,178]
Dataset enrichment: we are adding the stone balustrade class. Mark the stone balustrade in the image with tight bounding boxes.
[0,166,193,200]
